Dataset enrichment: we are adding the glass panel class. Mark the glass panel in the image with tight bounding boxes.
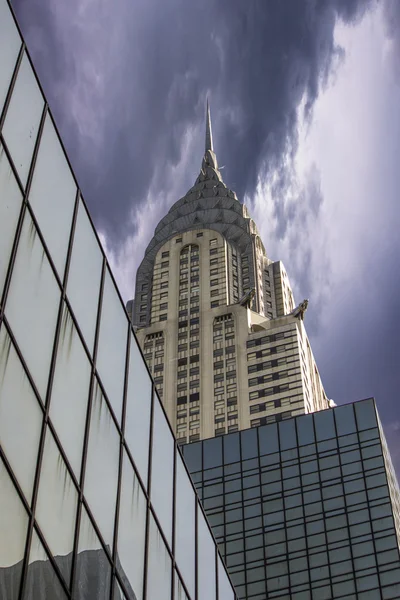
[0,0,21,111]
[35,427,78,583]
[124,332,152,487]
[241,428,258,459]
[334,404,356,436]
[218,555,235,600]
[175,453,195,598]
[296,414,315,445]
[24,528,67,600]
[114,579,127,600]
[0,456,29,599]
[204,437,222,469]
[279,419,297,450]
[0,142,23,298]
[175,570,189,600]
[355,399,377,430]
[224,432,241,463]
[117,452,146,600]
[258,423,279,455]
[96,269,128,423]
[150,397,174,547]
[146,515,171,600]
[74,505,111,600]
[314,409,336,441]
[49,304,91,479]
[2,52,44,187]
[182,441,202,473]
[28,113,76,279]
[197,507,217,600]
[5,211,60,399]
[0,326,43,502]
[84,380,119,549]
[67,199,103,353]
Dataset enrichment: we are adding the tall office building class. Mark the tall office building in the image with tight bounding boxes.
[0,2,236,599]
[183,398,400,600]
[129,103,329,444]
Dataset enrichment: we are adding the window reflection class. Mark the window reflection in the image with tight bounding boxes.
[0,142,23,297]
[0,457,29,600]
[116,452,146,600]
[74,506,111,600]
[23,529,67,600]
[150,398,174,547]
[35,427,78,583]
[2,52,44,187]
[0,326,43,503]
[28,113,76,279]
[84,380,119,549]
[5,210,60,399]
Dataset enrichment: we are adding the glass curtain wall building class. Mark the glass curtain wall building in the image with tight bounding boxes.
[183,399,400,600]
[0,1,237,599]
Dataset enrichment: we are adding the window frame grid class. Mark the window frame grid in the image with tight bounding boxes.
[183,401,400,600]
[0,5,237,597]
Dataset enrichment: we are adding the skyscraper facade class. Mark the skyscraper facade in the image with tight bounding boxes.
[0,2,237,598]
[129,104,329,444]
[183,399,400,600]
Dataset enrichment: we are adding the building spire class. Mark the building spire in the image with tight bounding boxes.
[205,98,214,152]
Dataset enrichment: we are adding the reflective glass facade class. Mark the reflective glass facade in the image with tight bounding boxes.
[0,1,237,598]
[183,399,400,600]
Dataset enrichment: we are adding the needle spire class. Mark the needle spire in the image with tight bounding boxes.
[205,98,214,152]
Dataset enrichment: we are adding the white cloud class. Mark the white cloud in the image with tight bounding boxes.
[251,3,389,337]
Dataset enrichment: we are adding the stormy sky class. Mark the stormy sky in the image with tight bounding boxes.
[11,0,400,473]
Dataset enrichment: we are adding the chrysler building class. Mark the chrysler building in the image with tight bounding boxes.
[127,103,329,444]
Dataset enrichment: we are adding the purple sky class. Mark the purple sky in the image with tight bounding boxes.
[11,0,400,473]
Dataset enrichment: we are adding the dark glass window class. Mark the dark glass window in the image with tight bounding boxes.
[241,429,258,460]
[204,437,223,469]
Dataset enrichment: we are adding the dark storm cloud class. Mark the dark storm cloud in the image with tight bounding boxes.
[383,0,400,77]
[12,0,373,250]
